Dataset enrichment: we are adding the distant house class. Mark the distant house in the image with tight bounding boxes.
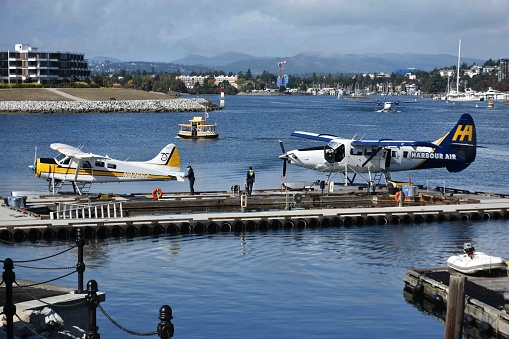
[0,44,91,84]
[113,83,122,88]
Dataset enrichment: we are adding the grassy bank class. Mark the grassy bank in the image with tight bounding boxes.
[0,88,177,101]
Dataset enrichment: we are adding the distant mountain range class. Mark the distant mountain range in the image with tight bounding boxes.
[89,52,486,76]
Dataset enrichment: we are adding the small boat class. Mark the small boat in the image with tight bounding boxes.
[178,115,218,139]
[447,243,507,275]
[488,100,494,108]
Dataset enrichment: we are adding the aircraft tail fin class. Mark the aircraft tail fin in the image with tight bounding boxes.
[435,113,476,172]
[146,144,181,169]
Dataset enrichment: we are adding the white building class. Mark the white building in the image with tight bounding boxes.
[0,44,90,84]
[176,74,238,89]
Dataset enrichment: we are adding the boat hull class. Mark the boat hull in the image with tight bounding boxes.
[177,133,219,139]
[447,252,507,275]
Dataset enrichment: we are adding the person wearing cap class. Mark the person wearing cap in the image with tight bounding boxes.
[183,165,195,194]
[245,166,255,195]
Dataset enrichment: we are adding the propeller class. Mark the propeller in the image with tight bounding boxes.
[28,146,37,171]
[278,140,287,177]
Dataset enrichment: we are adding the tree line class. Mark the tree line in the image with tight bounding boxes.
[10,58,509,95]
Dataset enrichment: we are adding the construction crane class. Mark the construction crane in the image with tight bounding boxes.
[278,60,287,87]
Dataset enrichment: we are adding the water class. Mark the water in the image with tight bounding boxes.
[1,95,509,338]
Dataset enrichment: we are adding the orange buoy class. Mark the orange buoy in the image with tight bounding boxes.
[395,191,406,202]
[152,188,163,200]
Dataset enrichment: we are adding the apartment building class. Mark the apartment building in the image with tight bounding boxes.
[176,74,238,89]
[0,44,91,84]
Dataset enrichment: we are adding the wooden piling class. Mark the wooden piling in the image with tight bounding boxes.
[445,275,466,339]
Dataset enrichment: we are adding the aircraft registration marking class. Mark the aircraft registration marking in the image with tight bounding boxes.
[123,172,149,179]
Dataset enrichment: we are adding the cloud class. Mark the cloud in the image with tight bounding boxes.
[1,0,508,62]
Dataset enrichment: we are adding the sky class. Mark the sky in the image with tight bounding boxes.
[1,0,508,63]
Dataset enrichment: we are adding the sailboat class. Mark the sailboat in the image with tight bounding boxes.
[446,40,483,102]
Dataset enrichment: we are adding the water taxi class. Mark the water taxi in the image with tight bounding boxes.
[178,116,218,139]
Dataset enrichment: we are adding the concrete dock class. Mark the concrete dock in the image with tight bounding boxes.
[1,186,508,241]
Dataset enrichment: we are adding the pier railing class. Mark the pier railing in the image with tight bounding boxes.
[50,201,124,220]
[1,229,174,338]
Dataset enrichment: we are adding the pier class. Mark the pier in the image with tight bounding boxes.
[404,267,509,338]
[1,186,508,242]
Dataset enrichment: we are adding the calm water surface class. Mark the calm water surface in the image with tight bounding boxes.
[1,95,509,338]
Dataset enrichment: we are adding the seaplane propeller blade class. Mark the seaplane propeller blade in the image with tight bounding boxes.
[279,140,287,177]
[29,146,37,171]
[279,140,285,154]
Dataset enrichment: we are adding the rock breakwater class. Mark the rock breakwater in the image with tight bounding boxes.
[0,98,214,113]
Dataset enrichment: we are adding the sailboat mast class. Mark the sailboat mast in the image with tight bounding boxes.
[456,39,461,92]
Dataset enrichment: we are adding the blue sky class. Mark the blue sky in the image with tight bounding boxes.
[1,0,507,62]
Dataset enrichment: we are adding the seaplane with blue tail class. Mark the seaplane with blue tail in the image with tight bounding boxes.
[29,143,184,194]
[279,114,477,186]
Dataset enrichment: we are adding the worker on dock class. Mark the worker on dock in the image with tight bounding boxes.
[245,166,255,195]
[183,165,195,194]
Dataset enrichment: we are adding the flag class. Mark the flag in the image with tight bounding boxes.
[205,107,209,120]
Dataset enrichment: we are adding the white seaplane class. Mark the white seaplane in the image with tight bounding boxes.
[279,113,477,185]
[29,143,184,194]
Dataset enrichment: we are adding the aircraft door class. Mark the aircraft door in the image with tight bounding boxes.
[324,141,345,164]
[377,149,389,170]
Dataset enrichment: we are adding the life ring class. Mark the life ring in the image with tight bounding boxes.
[395,191,405,202]
[152,188,163,200]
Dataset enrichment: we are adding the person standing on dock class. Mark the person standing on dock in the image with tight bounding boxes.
[183,165,195,194]
[245,166,255,195]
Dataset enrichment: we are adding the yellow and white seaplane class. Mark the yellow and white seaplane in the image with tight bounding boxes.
[29,143,184,194]
[279,113,477,186]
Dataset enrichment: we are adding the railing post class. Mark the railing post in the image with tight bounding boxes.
[85,279,100,339]
[157,305,174,338]
[76,228,86,293]
[3,258,16,339]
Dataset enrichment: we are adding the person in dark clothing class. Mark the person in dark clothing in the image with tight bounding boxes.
[183,165,195,194]
[245,166,255,195]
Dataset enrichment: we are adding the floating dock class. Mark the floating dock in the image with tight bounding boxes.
[404,267,509,338]
[1,185,508,242]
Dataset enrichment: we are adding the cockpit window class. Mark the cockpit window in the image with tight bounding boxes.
[350,148,363,156]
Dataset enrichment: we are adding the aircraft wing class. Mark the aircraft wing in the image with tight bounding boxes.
[291,131,339,142]
[351,140,440,149]
[50,143,110,160]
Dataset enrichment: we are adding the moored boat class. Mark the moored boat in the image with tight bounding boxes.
[178,115,218,139]
[447,243,507,275]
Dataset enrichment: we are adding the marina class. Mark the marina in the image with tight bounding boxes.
[2,94,509,338]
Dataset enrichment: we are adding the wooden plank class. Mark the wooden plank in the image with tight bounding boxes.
[445,275,466,339]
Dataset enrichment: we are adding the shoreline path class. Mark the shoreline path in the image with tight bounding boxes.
[44,88,91,101]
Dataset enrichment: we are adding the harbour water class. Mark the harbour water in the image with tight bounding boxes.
[1,95,509,338]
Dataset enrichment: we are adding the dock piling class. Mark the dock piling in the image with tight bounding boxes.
[445,275,466,339]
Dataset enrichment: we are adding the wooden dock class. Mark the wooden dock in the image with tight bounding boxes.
[404,267,509,338]
[1,186,509,242]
